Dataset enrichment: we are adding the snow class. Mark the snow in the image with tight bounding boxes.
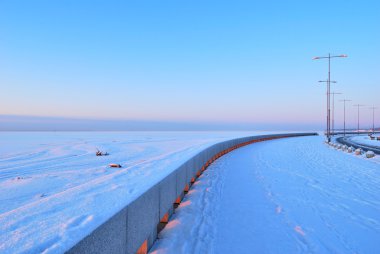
[151,135,380,254]
[0,131,279,254]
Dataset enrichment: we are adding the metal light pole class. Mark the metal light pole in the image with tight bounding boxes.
[313,53,347,142]
[331,92,342,135]
[339,99,351,136]
[369,106,377,134]
[353,104,365,133]
[318,80,337,141]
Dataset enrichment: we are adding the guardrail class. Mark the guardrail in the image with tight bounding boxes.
[329,131,380,136]
[336,137,380,155]
[66,132,317,254]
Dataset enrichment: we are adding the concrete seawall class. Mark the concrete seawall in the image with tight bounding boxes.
[66,133,317,254]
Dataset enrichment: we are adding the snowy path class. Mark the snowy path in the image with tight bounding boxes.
[151,136,380,254]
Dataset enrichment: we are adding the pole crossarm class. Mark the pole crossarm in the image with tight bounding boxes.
[318,80,337,96]
[313,54,348,60]
[319,80,337,84]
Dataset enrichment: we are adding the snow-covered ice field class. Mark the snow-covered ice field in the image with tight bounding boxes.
[0,131,271,253]
[151,135,380,254]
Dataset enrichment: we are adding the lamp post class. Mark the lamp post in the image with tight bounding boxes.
[313,53,347,142]
[339,99,351,136]
[369,106,377,134]
[318,80,337,141]
[353,104,365,133]
[331,92,342,135]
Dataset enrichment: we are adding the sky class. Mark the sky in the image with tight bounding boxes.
[0,0,379,131]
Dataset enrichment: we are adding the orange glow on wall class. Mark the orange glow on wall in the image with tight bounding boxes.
[136,240,148,254]
[160,213,169,223]
[174,196,181,204]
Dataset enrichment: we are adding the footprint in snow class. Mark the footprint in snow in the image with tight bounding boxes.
[294,225,306,236]
[38,236,62,254]
[111,184,120,190]
[64,215,94,230]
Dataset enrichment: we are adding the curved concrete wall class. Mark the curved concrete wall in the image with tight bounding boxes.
[66,133,317,254]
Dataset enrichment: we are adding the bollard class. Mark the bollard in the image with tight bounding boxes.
[366,151,375,158]
[355,148,362,155]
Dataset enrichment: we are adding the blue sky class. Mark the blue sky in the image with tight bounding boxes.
[0,0,379,130]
